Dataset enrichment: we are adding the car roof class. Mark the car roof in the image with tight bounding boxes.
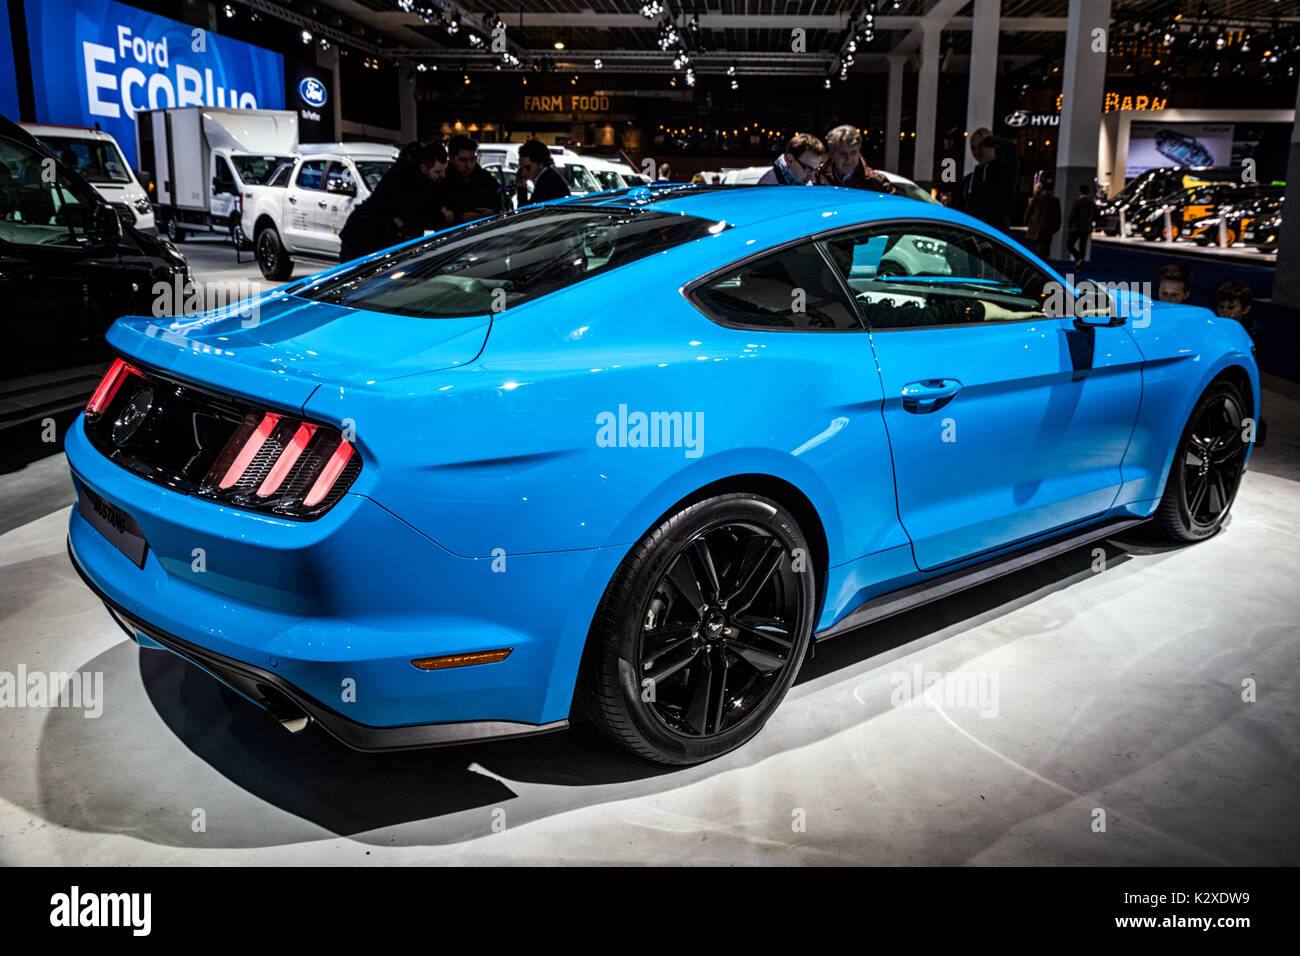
[565,182,940,230]
[21,123,116,141]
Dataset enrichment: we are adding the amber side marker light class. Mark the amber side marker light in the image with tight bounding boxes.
[411,649,513,671]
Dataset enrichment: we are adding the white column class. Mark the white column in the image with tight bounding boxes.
[913,23,941,188]
[1052,0,1111,259]
[885,55,905,173]
[964,0,1001,179]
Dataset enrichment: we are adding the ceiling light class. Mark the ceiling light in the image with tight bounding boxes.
[300,30,313,44]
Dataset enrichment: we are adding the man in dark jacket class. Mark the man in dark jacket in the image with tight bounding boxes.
[814,125,896,194]
[338,142,447,261]
[1024,180,1062,259]
[442,134,504,224]
[757,133,825,186]
[1066,184,1097,269]
[963,127,1019,232]
[517,139,571,206]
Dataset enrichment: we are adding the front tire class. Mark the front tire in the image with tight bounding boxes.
[255,225,293,281]
[576,493,816,765]
[1153,380,1249,542]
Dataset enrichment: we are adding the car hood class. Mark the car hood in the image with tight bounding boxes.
[106,287,491,412]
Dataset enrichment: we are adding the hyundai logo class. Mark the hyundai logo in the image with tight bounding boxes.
[1004,110,1029,128]
[298,77,328,108]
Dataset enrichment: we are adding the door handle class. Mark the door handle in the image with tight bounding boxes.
[288,196,297,204]
[901,379,963,414]
[318,200,328,208]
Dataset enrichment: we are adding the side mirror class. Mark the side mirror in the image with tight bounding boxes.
[212,177,236,195]
[89,203,123,246]
[327,179,357,197]
[1072,280,1125,327]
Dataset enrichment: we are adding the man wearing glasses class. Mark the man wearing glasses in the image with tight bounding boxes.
[757,133,825,186]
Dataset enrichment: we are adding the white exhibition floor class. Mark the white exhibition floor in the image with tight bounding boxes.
[0,391,1297,865]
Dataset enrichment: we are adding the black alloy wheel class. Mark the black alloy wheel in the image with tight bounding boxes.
[576,493,815,765]
[256,226,292,281]
[1155,380,1250,542]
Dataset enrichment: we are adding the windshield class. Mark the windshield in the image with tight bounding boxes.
[298,205,724,318]
[232,154,295,185]
[37,136,132,184]
[890,179,939,204]
[561,163,602,193]
[355,161,394,191]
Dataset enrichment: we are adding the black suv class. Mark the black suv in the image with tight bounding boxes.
[0,113,189,456]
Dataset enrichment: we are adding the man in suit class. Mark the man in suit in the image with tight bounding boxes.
[963,126,1019,232]
[517,140,571,206]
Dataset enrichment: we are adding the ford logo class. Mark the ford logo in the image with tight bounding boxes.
[1004,110,1029,128]
[298,77,328,108]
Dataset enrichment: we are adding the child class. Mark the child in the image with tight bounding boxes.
[1156,263,1192,303]
[1214,281,1262,345]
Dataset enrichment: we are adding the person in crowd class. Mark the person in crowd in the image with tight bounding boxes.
[1156,263,1193,303]
[338,141,448,262]
[757,133,825,186]
[1215,281,1262,344]
[516,139,571,206]
[656,163,672,183]
[442,135,503,224]
[814,125,895,193]
[1066,183,1097,269]
[1024,180,1062,260]
[690,172,706,184]
[963,126,1019,233]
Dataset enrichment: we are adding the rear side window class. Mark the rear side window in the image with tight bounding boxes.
[296,160,326,190]
[298,205,724,318]
[689,242,861,331]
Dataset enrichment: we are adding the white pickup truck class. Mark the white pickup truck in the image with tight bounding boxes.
[239,142,398,280]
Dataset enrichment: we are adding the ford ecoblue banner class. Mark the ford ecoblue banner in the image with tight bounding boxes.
[0,0,20,119]
[24,0,284,166]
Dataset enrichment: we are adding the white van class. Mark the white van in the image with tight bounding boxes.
[582,155,653,191]
[22,123,155,234]
[476,143,603,202]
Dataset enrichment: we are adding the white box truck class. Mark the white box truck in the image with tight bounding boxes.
[135,107,298,246]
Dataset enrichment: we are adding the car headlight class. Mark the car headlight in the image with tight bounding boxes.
[133,197,152,216]
[912,238,945,255]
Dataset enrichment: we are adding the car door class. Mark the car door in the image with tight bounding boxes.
[285,159,327,252]
[210,153,238,224]
[822,221,1144,571]
[317,161,359,257]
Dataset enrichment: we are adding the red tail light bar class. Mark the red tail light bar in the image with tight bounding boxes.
[84,358,360,519]
[85,358,142,416]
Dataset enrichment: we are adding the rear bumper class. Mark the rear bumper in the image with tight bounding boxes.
[64,414,622,741]
[67,538,567,751]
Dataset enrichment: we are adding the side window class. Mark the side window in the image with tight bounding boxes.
[295,160,326,191]
[690,242,862,331]
[0,137,89,246]
[326,163,355,193]
[821,223,1054,330]
[215,156,235,183]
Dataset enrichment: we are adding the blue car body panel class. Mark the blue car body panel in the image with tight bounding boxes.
[65,185,1260,741]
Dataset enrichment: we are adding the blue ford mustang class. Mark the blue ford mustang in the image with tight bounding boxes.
[65,184,1259,765]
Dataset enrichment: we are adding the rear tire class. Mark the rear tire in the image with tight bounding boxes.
[575,493,816,765]
[255,225,293,281]
[1153,380,1249,543]
[165,215,185,243]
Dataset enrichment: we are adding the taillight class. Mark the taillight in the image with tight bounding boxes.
[85,359,142,417]
[201,410,359,518]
